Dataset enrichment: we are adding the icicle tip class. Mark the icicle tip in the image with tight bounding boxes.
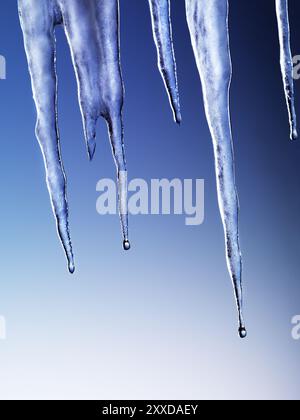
[68,259,75,274]
[174,110,182,126]
[291,128,298,141]
[123,240,131,251]
[239,327,247,339]
[87,137,97,161]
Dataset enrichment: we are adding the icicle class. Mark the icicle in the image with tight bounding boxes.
[59,0,130,250]
[18,0,130,272]
[186,0,247,338]
[275,0,297,140]
[18,0,75,274]
[148,0,181,123]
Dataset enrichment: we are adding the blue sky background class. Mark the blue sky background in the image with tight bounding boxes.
[0,0,300,400]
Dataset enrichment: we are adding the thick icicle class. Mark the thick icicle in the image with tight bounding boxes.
[186,0,246,338]
[275,0,297,140]
[148,0,181,123]
[19,0,130,272]
[18,0,75,273]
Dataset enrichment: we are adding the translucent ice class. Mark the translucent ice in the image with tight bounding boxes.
[275,0,298,140]
[186,0,246,338]
[18,0,130,273]
[148,0,181,123]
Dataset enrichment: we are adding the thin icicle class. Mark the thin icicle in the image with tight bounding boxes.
[275,0,297,140]
[186,0,246,338]
[18,0,75,273]
[148,0,181,123]
[59,0,130,250]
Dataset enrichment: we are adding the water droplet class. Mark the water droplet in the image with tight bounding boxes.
[239,327,247,339]
[123,240,131,251]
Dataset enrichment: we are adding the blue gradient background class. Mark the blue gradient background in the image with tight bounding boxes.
[0,0,300,400]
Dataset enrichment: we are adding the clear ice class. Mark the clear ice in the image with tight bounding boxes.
[148,0,181,123]
[18,0,130,273]
[275,0,298,140]
[186,0,246,338]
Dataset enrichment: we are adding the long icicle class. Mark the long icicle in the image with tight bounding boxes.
[275,0,298,140]
[186,0,247,338]
[60,0,130,250]
[18,0,75,273]
[148,0,181,123]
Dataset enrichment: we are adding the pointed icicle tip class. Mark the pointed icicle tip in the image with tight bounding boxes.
[291,128,298,141]
[87,137,97,161]
[175,110,182,126]
[68,260,75,274]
